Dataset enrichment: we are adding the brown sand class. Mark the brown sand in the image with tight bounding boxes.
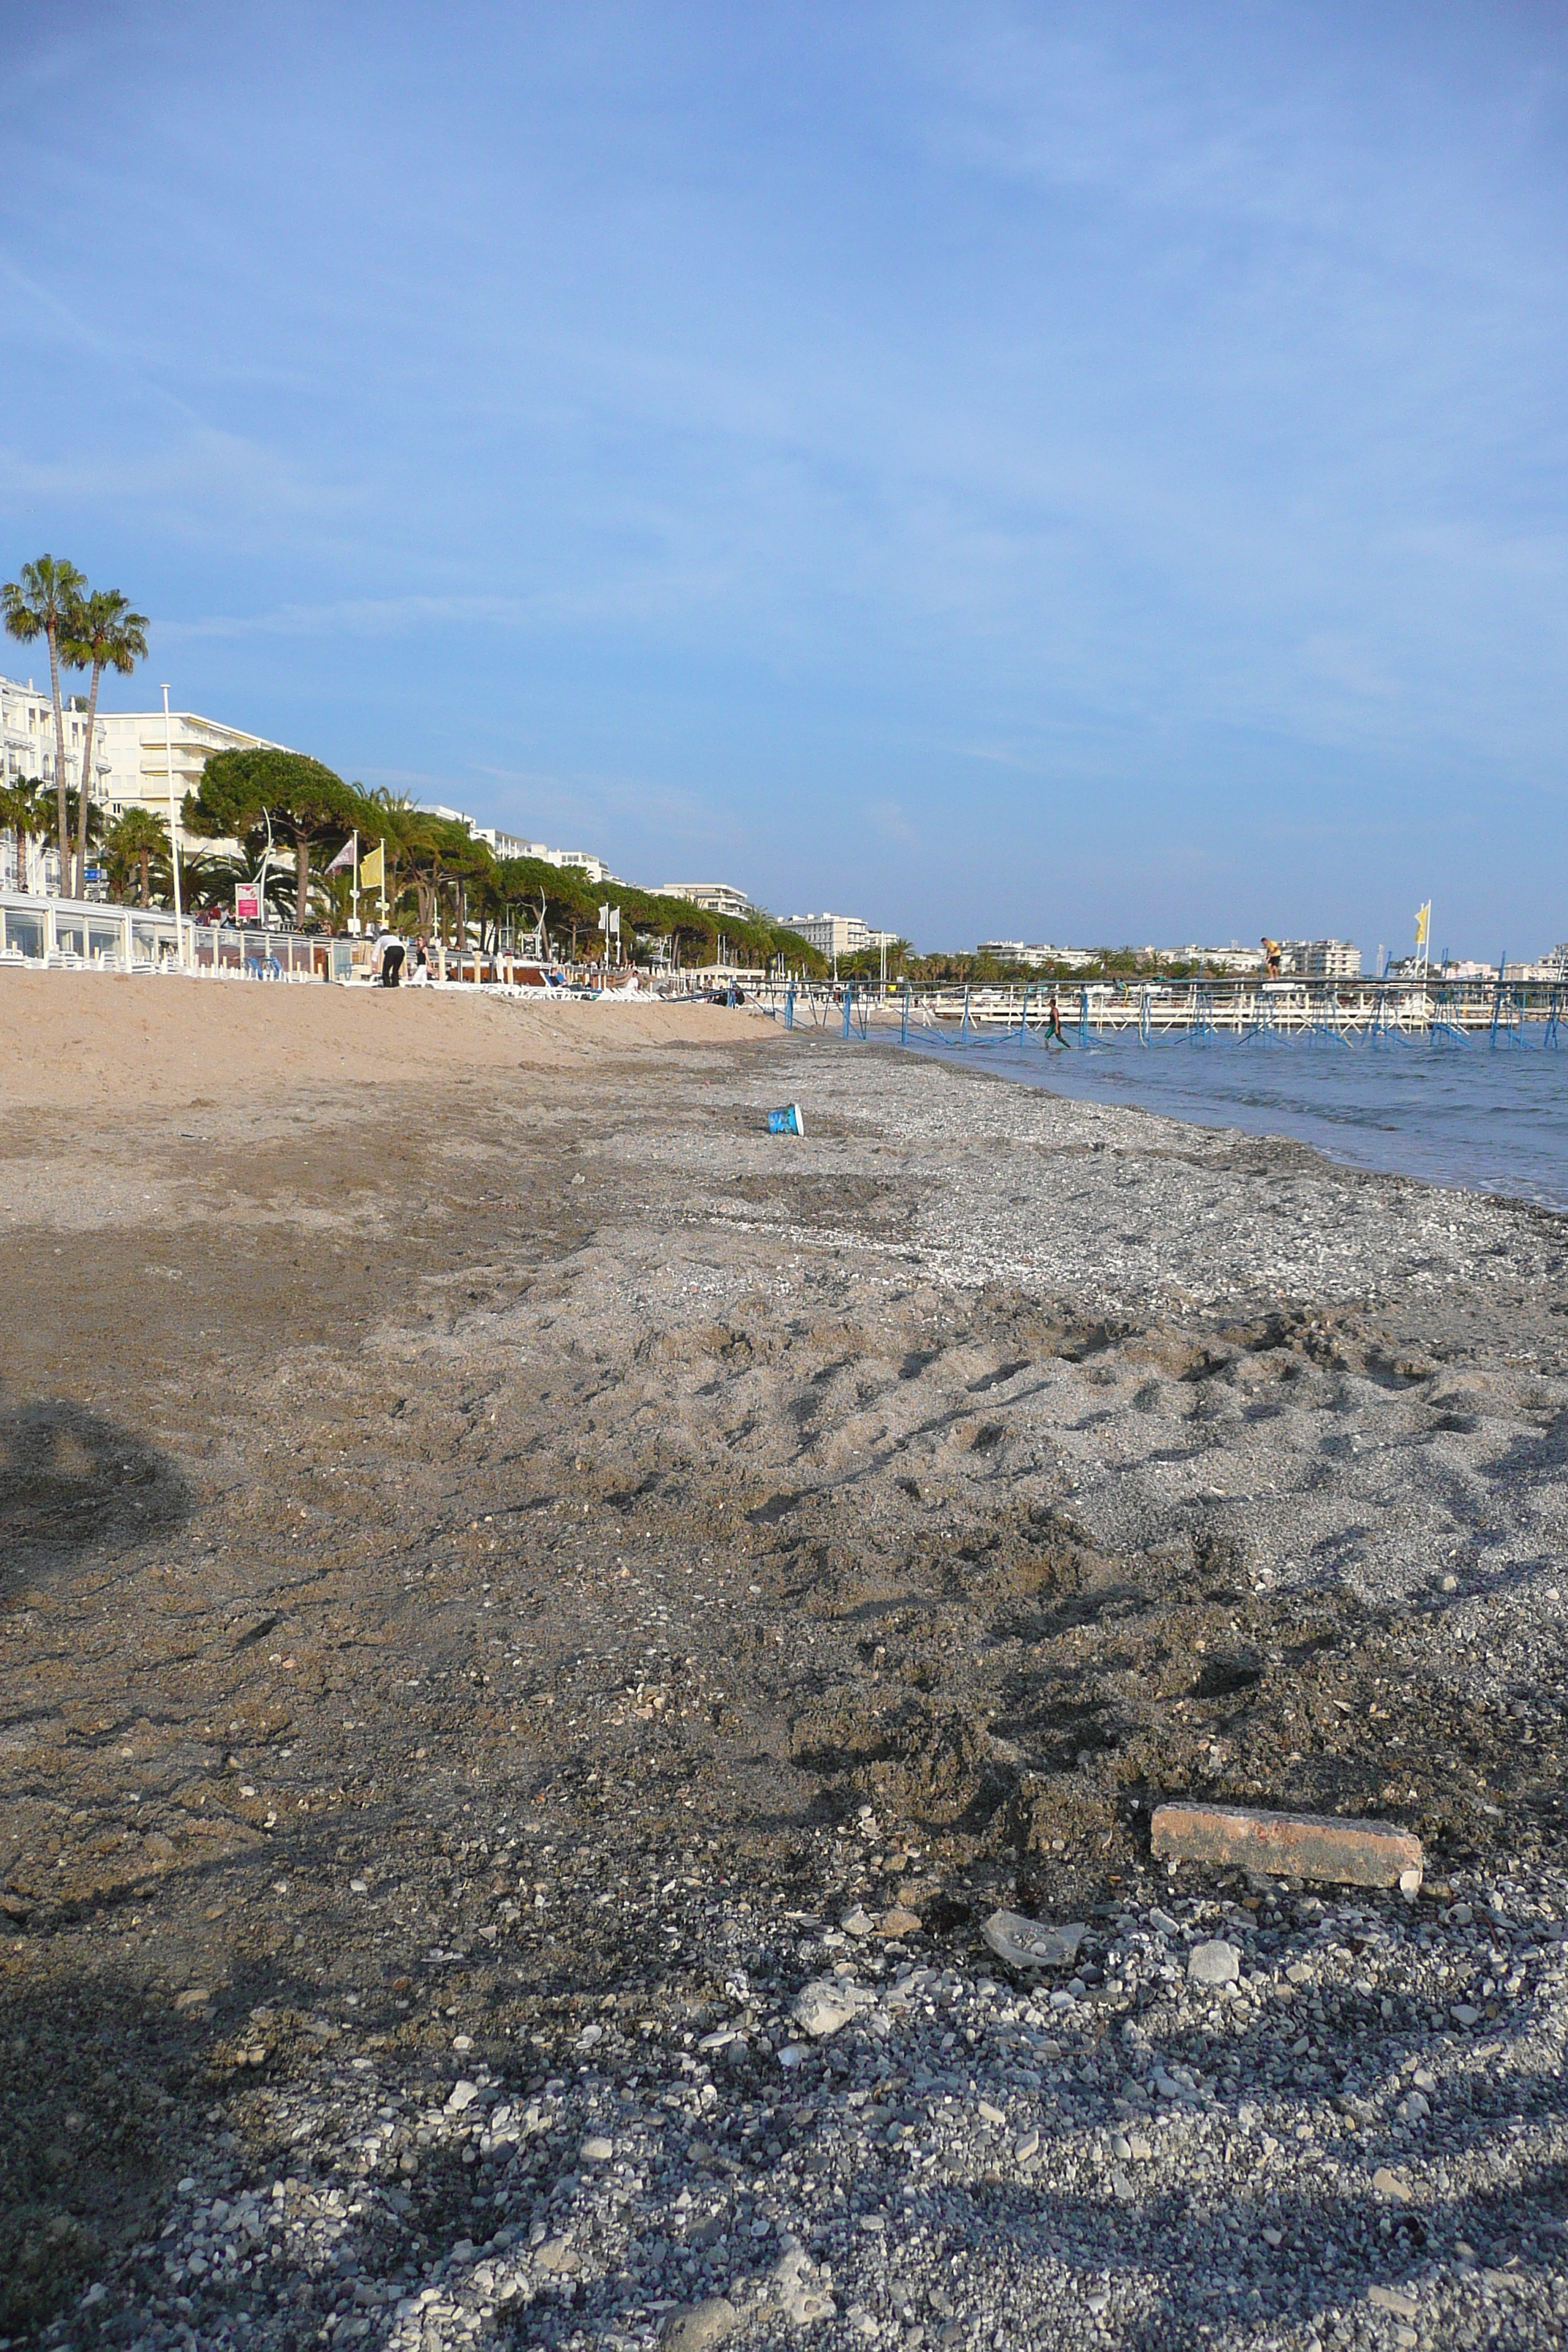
[0,969,760,1112]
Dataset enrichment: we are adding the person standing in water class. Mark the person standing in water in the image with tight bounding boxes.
[1047,991,1068,1044]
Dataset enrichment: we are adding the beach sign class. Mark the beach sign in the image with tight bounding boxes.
[235,883,261,921]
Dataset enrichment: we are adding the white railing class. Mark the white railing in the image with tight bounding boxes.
[0,889,194,971]
[0,892,355,981]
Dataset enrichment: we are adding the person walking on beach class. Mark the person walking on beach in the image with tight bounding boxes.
[410,935,430,985]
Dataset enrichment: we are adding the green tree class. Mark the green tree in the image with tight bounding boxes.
[2,555,87,897]
[402,813,482,956]
[184,747,361,929]
[0,774,50,892]
[60,589,148,897]
[105,807,170,908]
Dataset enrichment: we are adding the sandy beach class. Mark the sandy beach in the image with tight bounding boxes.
[3,974,1567,2350]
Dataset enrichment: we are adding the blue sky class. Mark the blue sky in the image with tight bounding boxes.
[4,3,1566,957]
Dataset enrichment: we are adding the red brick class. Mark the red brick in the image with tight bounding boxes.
[1150,1801,1422,1889]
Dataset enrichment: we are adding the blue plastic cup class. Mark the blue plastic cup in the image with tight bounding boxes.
[767,1103,804,1137]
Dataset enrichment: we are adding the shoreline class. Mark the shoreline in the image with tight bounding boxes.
[875,1019,1568,1219]
[3,996,1567,2346]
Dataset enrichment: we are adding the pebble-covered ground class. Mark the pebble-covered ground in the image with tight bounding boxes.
[2,1012,1567,2351]
[130,1861,1568,2352]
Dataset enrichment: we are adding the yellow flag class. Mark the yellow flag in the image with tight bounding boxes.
[1414,900,1430,946]
[360,842,385,891]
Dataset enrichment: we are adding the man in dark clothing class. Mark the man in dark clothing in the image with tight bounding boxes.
[380,935,405,987]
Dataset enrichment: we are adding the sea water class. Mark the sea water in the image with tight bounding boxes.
[889,1028,1568,1213]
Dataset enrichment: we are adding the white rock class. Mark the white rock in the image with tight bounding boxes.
[580,2136,614,2163]
[445,2080,480,2114]
[841,1907,875,1937]
[982,1911,1087,1970]
[791,1980,869,2039]
[1188,1938,1241,1986]
[772,2247,836,2327]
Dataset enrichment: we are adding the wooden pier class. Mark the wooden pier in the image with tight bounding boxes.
[755,973,1567,1044]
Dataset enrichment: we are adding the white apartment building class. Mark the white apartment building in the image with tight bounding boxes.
[1156,943,1267,974]
[464,822,613,883]
[90,706,287,848]
[1280,938,1362,979]
[1,671,117,888]
[654,881,757,922]
[786,911,898,962]
[975,940,1098,970]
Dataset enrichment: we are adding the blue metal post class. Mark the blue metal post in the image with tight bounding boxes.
[841,980,853,1041]
[960,987,971,1042]
[784,983,794,1031]
[1078,987,1088,1043]
[901,979,910,1046]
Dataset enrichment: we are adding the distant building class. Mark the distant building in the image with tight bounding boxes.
[976,940,1098,970]
[459,821,614,883]
[786,911,897,962]
[1280,938,1362,979]
[653,882,758,922]
[472,826,551,861]
[1156,943,1267,974]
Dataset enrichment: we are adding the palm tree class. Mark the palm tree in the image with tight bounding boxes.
[170,845,246,920]
[105,807,170,908]
[0,775,50,892]
[61,788,105,895]
[61,589,149,899]
[2,556,87,897]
